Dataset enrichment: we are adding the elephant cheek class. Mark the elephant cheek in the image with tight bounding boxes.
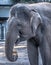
[5,31,19,62]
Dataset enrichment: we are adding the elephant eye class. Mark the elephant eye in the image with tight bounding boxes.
[19,30,24,38]
[19,31,23,35]
[17,23,21,26]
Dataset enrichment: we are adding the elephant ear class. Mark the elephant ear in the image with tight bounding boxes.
[30,10,42,36]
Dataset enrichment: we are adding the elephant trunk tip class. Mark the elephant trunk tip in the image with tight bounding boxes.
[6,52,18,62]
[5,43,18,62]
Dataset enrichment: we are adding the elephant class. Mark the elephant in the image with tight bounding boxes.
[5,2,51,65]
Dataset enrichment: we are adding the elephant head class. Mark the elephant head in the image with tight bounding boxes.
[5,5,42,62]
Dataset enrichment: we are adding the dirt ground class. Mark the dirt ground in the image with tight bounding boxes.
[0,41,42,65]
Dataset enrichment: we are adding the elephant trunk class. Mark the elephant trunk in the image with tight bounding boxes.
[5,31,18,62]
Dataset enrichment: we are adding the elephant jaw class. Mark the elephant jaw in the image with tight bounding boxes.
[20,34,35,40]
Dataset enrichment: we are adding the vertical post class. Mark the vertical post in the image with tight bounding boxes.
[1,24,4,40]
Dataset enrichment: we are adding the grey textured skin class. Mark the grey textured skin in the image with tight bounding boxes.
[5,2,51,65]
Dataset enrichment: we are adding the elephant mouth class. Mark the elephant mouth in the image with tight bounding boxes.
[15,35,26,45]
[16,30,34,43]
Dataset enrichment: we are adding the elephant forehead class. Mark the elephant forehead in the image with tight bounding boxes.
[17,21,30,29]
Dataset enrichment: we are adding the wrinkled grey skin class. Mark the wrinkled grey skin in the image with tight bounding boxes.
[5,2,51,65]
